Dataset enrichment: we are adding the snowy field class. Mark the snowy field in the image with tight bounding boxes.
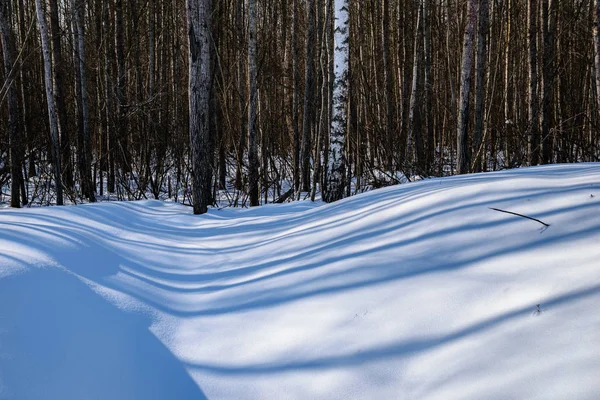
[1,164,599,399]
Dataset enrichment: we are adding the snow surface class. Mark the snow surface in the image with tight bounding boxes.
[1,164,600,400]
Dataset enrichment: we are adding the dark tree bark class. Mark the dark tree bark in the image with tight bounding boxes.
[527,0,539,166]
[248,0,259,206]
[114,0,129,172]
[72,0,96,202]
[235,0,246,191]
[49,0,73,189]
[540,0,556,164]
[301,0,316,193]
[187,0,213,214]
[382,0,394,170]
[473,0,489,172]
[292,0,301,193]
[422,0,434,174]
[103,0,115,193]
[0,0,23,207]
[595,0,600,123]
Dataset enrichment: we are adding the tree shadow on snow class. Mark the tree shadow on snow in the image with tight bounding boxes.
[182,283,600,374]
[0,268,206,400]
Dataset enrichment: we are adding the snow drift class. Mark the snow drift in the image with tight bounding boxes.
[1,164,599,399]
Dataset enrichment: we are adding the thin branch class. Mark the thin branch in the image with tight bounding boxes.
[489,207,550,227]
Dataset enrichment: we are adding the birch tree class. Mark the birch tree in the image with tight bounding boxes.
[35,0,64,205]
[324,0,349,203]
[187,0,212,214]
[407,0,423,174]
[457,0,477,175]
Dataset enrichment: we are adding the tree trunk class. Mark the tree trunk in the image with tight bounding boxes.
[382,0,394,170]
[407,0,422,174]
[527,0,539,166]
[504,0,513,166]
[187,0,213,214]
[324,0,349,203]
[35,0,63,205]
[49,0,73,189]
[301,0,316,193]
[103,0,115,193]
[473,0,489,172]
[457,0,477,175]
[248,0,259,206]
[73,0,96,202]
[115,0,129,172]
[540,0,555,164]
[292,0,301,193]
[0,0,23,207]
[594,0,600,124]
[423,0,434,174]
[235,0,246,190]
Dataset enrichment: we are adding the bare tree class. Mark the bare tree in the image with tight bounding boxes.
[407,0,423,174]
[35,0,64,205]
[72,0,96,201]
[114,0,129,171]
[473,0,489,171]
[457,0,477,175]
[423,0,434,174]
[234,0,245,191]
[0,0,23,207]
[248,0,259,206]
[324,0,349,203]
[527,0,539,166]
[49,0,73,188]
[382,0,393,169]
[595,0,600,123]
[540,0,556,164]
[301,0,317,193]
[187,0,212,214]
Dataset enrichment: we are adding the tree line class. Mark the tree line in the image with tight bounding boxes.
[1,0,599,212]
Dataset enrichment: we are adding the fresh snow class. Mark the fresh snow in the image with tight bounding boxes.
[1,164,600,399]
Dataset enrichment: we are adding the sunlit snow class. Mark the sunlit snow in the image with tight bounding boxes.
[1,164,599,399]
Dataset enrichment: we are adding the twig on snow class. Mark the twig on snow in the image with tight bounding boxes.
[489,207,550,228]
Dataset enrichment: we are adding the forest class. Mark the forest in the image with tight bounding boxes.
[1,0,599,213]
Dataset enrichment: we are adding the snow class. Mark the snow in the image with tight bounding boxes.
[1,163,600,399]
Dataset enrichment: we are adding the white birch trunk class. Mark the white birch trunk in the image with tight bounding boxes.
[324,0,349,203]
[35,0,64,205]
